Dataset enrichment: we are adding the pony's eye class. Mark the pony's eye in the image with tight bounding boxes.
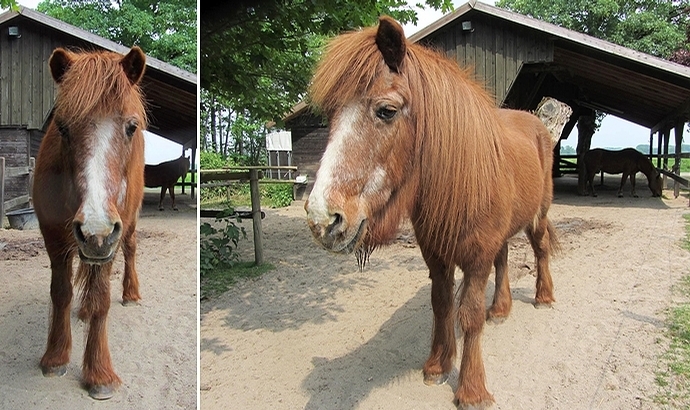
[376,106,397,121]
[125,121,138,138]
[56,121,69,140]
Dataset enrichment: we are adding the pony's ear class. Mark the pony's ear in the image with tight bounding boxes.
[375,16,406,72]
[121,46,146,85]
[49,48,72,84]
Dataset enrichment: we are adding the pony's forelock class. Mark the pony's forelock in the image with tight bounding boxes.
[53,49,147,129]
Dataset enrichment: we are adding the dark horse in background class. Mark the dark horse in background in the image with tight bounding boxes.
[584,148,662,197]
[144,155,190,210]
[305,16,558,409]
[33,46,147,399]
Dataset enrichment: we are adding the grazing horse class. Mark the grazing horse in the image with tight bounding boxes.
[584,148,662,197]
[305,17,559,409]
[33,47,147,399]
[144,155,190,210]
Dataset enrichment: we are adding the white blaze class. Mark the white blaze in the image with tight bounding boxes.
[80,119,117,236]
[308,104,360,222]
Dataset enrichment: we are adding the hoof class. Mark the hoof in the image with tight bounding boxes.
[121,299,140,307]
[41,364,67,377]
[486,315,507,325]
[423,372,449,386]
[89,384,117,400]
[534,301,553,309]
[454,398,494,410]
[158,207,164,211]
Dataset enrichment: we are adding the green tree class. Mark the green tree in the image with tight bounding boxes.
[201,0,453,123]
[496,0,690,58]
[1,0,18,10]
[37,0,196,72]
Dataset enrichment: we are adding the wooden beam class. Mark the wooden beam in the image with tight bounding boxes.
[650,95,690,134]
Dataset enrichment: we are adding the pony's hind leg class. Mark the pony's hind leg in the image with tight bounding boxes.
[78,263,121,399]
[121,227,141,305]
[169,184,178,210]
[455,266,494,408]
[41,251,74,377]
[526,217,556,307]
[487,242,511,323]
[422,255,456,386]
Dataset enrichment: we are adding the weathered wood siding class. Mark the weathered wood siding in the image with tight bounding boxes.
[0,17,91,129]
[289,114,329,200]
[421,14,553,104]
[0,128,30,203]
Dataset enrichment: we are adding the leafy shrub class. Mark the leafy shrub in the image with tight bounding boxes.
[262,183,293,208]
[200,207,247,277]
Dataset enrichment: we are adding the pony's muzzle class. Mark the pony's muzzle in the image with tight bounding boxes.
[72,220,122,264]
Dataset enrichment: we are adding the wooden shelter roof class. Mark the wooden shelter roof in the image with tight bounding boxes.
[411,0,690,133]
[0,7,197,149]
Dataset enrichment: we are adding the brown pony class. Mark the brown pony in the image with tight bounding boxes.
[584,148,662,197]
[33,47,147,400]
[144,155,190,210]
[305,17,559,409]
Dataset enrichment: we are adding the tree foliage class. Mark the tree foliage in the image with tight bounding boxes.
[496,0,690,59]
[36,0,196,72]
[1,0,18,10]
[201,0,453,123]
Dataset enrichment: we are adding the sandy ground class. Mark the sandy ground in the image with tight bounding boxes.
[0,188,198,410]
[200,174,690,410]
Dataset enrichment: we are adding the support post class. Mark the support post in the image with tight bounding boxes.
[674,121,684,200]
[0,157,5,228]
[249,169,263,265]
[576,110,595,195]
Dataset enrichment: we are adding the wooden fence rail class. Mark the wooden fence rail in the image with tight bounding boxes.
[1,157,35,228]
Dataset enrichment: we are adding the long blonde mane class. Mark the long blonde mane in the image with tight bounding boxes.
[310,24,506,255]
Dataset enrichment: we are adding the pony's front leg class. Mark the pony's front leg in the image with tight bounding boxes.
[41,252,74,377]
[158,187,165,211]
[121,227,141,305]
[630,171,638,197]
[487,243,511,323]
[78,263,120,400]
[422,255,456,386]
[455,266,494,408]
[618,173,629,197]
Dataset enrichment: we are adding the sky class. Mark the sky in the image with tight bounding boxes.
[10,0,190,165]
[401,0,653,150]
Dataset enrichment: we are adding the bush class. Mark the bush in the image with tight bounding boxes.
[200,207,247,277]
[262,183,293,208]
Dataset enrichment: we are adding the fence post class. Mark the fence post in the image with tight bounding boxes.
[249,169,263,265]
[1,157,5,228]
[28,157,35,207]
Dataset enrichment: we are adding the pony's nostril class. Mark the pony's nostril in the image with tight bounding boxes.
[72,221,87,244]
[326,212,344,236]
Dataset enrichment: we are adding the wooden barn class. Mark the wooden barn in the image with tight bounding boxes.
[0,7,197,223]
[285,0,690,198]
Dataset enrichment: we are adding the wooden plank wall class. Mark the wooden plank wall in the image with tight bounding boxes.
[0,18,91,129]
[290,125,329,200]
[423,15,553,105]
[0,128,30,203]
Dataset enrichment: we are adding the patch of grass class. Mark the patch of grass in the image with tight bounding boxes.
[200,261,275,300]
[654,214,690,407]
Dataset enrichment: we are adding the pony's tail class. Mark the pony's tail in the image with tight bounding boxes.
[547,218,561,256]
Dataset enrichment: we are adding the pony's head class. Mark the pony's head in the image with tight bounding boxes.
[305,17,417,254]
[305,15,500,258]
[649,170,663,197]
[49,47,147,264]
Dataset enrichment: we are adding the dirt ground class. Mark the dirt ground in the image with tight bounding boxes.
[200,174,690,410]
[0,188,197,410]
